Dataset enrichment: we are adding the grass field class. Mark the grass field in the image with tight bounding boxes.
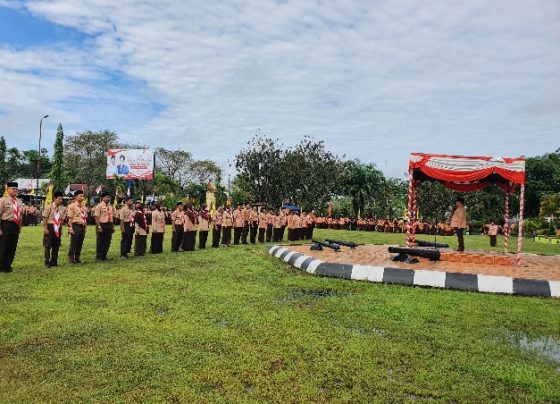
[1,226,559,402]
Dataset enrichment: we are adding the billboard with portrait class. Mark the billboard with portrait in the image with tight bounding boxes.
[106,149,154,180]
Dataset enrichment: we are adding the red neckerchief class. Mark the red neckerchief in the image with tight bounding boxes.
[105,202,112,222]
[52,204,62,237]
[79,204,87,223]
[11,198,20,225]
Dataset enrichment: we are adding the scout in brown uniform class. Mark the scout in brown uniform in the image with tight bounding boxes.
[221,206,233,246]
[300,211,309,240]
[265,209,275,242]
[93,192,116,261]
[198,204,211,249]
[212,206,223,248]
[233,204,244,245]
[487,222,499,247]
[42,191,66,268]
[67,190,87,264]
[258,207,267,243]
[119,197,134,258]
[182,203,197,251]
[450,197,467,251]
[273,209,283,242]
[241,203,250,245]
[171,201,184,252]
[0,181,24,272]
[287,210,296,241]
[150,203,165,254]
[133,203,148,256]
[249,205,259,244]
[279,208,287,241]
[307,210,316,239]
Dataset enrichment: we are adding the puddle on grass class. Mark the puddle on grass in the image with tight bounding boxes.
[507,332,560,364]
[280,288,354,302]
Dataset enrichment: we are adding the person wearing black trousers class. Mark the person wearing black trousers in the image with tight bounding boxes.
[134,203,148,256]
[94,192,116,261]
[222,207,232,246]
[198,204,210,249]
[150,203,165,254]
[212,206,222,248]
[119,197,135,258]
[258,207,267,243]
[182,203,197,251]
[42,191,66,268]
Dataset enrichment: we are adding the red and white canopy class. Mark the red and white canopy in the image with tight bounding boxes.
[409,153,526,192]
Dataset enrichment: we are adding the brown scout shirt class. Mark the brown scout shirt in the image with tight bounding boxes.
[119,205,133,223]
[42,203,67,224]
[222,209,233,227]
[0,196,24,223]
[151,209,165,233]
[233,209,244,228]
[67,201,87,226]
[93,202,115,224]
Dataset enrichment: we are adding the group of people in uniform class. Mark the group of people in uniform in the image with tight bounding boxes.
[0,182,320,272]
[170,203,317,251]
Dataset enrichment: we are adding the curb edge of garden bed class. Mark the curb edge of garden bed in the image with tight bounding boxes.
[268,245,560,298]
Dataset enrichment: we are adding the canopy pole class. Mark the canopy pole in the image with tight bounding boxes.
[406,170,414,247]
[516,184,525,267]
[503,192,510,253]
[411,180,418,245]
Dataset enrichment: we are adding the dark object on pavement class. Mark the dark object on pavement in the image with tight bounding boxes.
[325,239,358,249]
[388,246,441,261]
[416,240,449,248]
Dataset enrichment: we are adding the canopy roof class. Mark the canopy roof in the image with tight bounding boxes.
[409,153,526,192]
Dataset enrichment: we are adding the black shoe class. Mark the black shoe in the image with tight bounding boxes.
[120,255,128,259]
[68,258,76,264]
[75,259,82,264]
[50,262,58,267]
[96,258,103,262]
[45,263,52,268]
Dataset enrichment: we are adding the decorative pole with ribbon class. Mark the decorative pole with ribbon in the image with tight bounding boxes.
[516,184,525,267]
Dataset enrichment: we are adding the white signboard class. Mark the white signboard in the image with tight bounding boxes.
[106,149,154,180]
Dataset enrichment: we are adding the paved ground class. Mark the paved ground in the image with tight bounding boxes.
[288,244,560,281]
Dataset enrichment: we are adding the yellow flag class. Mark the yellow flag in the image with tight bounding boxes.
[114,186,119,209]
[29,188,35,196]
[45,184,53,205]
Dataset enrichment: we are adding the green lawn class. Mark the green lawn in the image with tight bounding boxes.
[1,226,559,402]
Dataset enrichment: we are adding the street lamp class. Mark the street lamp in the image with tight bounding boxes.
[37,114,49,194]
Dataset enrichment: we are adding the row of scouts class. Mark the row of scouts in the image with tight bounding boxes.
[0,182,319,272]
[170,203,317,250]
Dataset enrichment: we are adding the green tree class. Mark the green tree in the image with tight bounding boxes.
[283,137,344,210]
[539,193,559,234]
[0,137,7,184]
[342,160,384,217]
[525,149,560,217]
[155,148,194,189]
[235,136,285,206]
[64,130,120,194]
[191,159,222,184]
[49,123,65,192]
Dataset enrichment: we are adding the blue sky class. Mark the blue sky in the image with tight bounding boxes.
[0,0,559,179]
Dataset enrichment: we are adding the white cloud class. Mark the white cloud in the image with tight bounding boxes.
[0,0,559,178]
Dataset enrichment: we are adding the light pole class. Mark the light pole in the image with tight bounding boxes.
[37,114,49,194]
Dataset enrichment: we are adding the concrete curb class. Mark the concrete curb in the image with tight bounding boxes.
[268,245,559,298]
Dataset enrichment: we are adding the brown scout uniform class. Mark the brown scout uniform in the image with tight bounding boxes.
[67,200,87,263]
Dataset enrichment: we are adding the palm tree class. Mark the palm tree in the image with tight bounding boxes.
[539,193,560,233]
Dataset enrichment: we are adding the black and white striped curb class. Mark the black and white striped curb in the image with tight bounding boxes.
[268,245,560,298]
